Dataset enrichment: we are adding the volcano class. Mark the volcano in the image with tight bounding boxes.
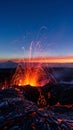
[0,61,73,129]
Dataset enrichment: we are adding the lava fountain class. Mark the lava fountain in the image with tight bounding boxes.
[11,62,52,87]
[11,42,56,87]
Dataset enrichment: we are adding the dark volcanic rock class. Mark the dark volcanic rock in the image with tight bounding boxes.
[42,83,73,106]
[21,85,40,103]
[0,88,19,100]
[41,83,62,105]
[59,86,73,105]
[0,84,73,129]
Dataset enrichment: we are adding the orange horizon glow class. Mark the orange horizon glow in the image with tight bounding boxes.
[0,56,73,63]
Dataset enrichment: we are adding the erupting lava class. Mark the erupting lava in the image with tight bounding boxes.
[11,63,50,87]
[11,42,56,87]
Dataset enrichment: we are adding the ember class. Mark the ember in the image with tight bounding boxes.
[10,42,57,87]
[11,63,50,87]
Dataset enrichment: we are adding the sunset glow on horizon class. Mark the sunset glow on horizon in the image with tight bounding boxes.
[13,56,73,63]
[0,56,73,63]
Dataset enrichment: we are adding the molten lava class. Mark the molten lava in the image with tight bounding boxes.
[11,41,57,87]
[11,63,50,87]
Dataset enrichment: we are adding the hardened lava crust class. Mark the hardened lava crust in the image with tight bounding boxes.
[0,83,73,129]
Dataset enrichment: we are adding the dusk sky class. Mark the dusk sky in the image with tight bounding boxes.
[0,0,73,60]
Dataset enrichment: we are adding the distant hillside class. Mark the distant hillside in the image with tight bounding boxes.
[46,63,73,68]
[0,60,73,68]
[0,61,18,68]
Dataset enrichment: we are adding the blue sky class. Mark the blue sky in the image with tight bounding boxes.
[0,0,73,59]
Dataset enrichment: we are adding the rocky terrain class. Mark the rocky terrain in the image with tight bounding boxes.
[0,83,73,130]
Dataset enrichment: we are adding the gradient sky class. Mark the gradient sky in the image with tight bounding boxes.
[0,0,73,59]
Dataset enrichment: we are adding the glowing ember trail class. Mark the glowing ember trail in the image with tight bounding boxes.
[11,42,56,87]
[11,63,51,87]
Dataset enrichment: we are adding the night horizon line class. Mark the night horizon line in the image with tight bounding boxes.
[0,55,73,63]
